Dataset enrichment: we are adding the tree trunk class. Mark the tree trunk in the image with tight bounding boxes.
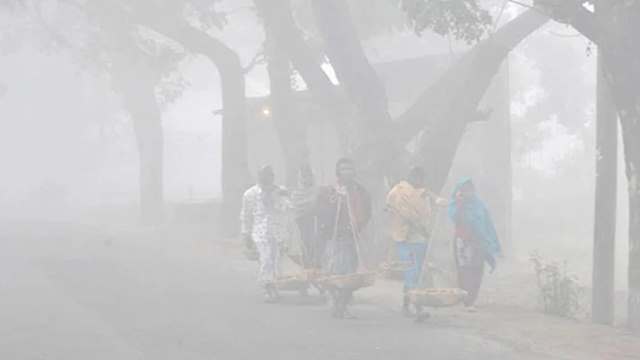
[85,2,166,225]
[185,31,249,235]
[256,0,349,143]
[625,130,640,332]
[310,0,392,149]
[616,82,640,331]
[214,44,250,235]
[597,3,640,332]
[309,0,399,265]
[140,18,250,234]
[592,47,618,325]
[612,69,640,331]
[258,0,343,105]
[130,100,164,226]
[111,52,165,225]
[310,0,413,187]
[264,6,309,186]
[259,0,308,186]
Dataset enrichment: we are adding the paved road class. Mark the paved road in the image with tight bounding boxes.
[0,222,546,360]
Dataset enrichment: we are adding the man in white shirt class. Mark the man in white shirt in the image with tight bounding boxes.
[240,166,291,303]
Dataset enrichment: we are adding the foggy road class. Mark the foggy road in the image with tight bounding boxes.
[4,0,640,355]
[0,222,552,360]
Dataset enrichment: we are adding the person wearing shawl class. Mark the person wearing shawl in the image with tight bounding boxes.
[386,166,447,317]
[448,178,501,311]
[240,165,291,303]
[291,165,322,269]
[317,158,372,319]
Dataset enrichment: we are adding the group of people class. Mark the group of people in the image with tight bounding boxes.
[240,157,501,319]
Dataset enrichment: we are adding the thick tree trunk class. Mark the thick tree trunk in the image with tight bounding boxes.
[259,0,308,186]
[86,2,166,225]
[310,0,392,149]
[309,0,397,265]
[592,0,618,324]
[626,143,640,332]
[184,31,248,234]
[610,59,640,331]
[111,53,165,225]
[256,0,348,146]
[141,18,250,234]
[595,2,640,332]
[592,49,618,325]
[593,2,640,331]
[264,6,309,186]
[130,100,164,225]
[614,78,640,330]
[257,0,344,108]
[267,63,301,186]
[217,47,251,234]
[623,126,640,331]
[310,0,412,186]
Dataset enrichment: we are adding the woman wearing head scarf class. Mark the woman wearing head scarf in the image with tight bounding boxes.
[448,178,501,311]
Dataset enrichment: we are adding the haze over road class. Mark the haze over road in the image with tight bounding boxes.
[0,221,549,360]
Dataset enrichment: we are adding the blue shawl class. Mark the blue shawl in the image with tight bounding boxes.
[448,178,501,265]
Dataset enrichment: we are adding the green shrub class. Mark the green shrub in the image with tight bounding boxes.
[530,252,584,318]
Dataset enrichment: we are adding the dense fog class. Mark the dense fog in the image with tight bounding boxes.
[1,1,639,359]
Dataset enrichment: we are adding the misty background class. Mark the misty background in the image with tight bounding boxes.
[1,0,639,359]
[1,0,629,286]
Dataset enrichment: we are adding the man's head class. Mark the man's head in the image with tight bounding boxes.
[298,164,314,188]
[407,166,425,188]
[335,157,356,185]
[257,165,275,188]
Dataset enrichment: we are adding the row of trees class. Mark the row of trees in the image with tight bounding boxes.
[3,0,638,330]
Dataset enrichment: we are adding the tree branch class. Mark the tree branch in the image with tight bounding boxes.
[392,8,548,146]
[533,0,602,43]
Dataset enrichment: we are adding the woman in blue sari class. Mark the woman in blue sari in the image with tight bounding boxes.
[448,178,501,311]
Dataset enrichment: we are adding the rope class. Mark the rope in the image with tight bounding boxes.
[327,187,367,273]
[345,189,367,272]
[416,206,443,286]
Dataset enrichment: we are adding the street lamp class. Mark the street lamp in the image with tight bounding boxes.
[261,106,271,118]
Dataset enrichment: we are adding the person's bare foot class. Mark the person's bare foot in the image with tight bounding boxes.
[464,305,478,313]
